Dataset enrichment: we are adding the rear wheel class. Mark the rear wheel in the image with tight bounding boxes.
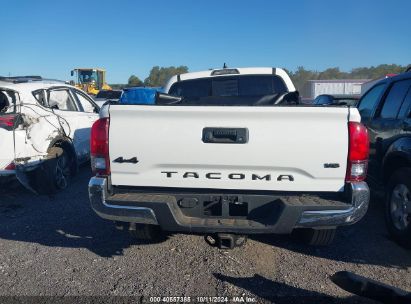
[33,147,72,194]
[385,168,411,249]
[297,228,336,246]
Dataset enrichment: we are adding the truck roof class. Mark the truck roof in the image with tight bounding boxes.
[164,67,296,93]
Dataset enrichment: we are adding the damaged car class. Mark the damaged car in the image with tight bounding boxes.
[0,76,99,194]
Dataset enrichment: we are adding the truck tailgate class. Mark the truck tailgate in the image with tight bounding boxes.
[108,106,355,192]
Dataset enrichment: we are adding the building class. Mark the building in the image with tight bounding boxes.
[301,79,371,101]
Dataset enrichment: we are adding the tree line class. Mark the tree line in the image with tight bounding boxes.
[110,66,188,90]
[110,64,408,92]
[287,64,407,92]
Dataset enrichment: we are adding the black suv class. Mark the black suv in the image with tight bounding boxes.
[358,70,411,248]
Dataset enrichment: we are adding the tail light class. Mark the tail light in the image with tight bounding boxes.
[0,114,20,130]
[346,122,369,182]
[90,117,110,176]
[4,162,16,171]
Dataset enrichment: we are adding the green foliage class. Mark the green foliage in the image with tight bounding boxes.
[289,64,407,92]
[144,66,189,87]
[127,75,144,87]
[118,64,407,93]
[288,66,319,94]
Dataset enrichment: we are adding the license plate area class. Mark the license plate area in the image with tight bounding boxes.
[177,194,283,224]
[203,196,248,217]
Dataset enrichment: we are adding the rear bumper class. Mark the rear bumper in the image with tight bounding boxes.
[88,177,369,234]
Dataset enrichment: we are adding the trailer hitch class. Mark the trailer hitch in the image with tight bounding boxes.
[204,233,247,249]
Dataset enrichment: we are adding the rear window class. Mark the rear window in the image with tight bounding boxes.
[0,89,18,113]
[169,75,288,98]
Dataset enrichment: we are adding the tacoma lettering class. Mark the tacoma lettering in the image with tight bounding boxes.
[161,171,293,181]
[183,172,199,178]
[161,171,177,178]
[205,173,221,179]
[252,174,271,181]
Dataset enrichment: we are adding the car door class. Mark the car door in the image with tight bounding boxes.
[47,87,98,163]
[70,89,99,162]
[361,79,411,183]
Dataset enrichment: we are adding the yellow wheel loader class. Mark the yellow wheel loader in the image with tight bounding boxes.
[70,68,112,96]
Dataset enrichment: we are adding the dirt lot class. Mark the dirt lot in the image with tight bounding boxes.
[0,168,410,303]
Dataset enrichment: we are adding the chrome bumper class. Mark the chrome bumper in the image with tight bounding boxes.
[88,177,158,225]
[296,182,370,227]
[89,177,369,230]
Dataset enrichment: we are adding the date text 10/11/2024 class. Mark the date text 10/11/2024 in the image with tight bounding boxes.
[149,296,257,303]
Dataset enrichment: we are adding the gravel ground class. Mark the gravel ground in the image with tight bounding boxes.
[0,168,410,303]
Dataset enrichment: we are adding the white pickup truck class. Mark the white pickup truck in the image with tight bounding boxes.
[89,67,370,248]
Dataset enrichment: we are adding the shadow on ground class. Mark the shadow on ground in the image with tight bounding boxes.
[251,199,411,269]
[213,273,369,304]
[0,168,169,257]
[0,167,410,268]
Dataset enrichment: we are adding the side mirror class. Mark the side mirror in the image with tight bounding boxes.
[69,80,75,86]
[70,70,74,77]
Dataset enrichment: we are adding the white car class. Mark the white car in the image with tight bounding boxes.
[0,76,99,194]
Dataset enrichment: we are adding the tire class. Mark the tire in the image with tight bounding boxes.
[297,228,336,246]
[129,224,163,241]
[385,168,411,249]
[33,147,72,194]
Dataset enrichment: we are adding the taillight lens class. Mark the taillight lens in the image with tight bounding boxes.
[4,162,16,171]
[0,114,20,130]
[90,117,110,176]
[346,122,369,182]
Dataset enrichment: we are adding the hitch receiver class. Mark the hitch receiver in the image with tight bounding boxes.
[205,233,247,249]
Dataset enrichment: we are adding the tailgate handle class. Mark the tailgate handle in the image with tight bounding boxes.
[202,128,248,144]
